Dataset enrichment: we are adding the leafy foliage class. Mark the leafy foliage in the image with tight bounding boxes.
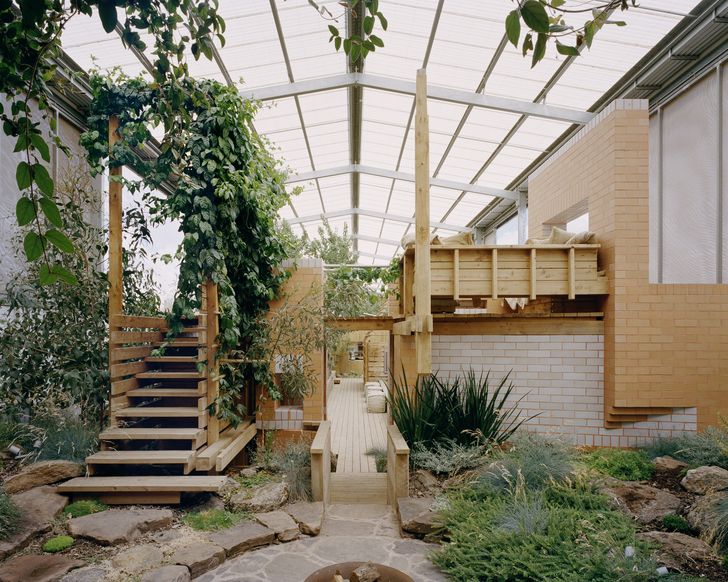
[183,509,249,532]
[411,440,489,477]
[388,369,529,449]
[82,74,291,425]
[641,427,728,469]
[0,0,225,281]
[42,535,74,553]
[366,447,387,473]
[321,0,388,64]
[265,442,312,502]
[662,514,695,535]
[582,448,654,481]
[32,414,98,464]
[0,164,159,425]
[63,499,108,519]
[0,490,20,541]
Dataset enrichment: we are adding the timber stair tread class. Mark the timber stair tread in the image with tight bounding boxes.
[100,428,204,441]
[144,356,201,363]
[127,388,205,397]
[58,476,226,493]
[86,450,195,465]
[136,371,205,379]
[114,407,202,418]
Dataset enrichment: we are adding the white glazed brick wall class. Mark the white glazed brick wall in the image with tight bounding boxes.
[432,335,697,447]
[258,405,304,431]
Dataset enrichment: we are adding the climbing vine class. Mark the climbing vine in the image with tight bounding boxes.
[82,73,291,425]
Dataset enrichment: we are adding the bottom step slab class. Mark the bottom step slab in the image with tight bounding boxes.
[330,473,388,504]
[58,476,227,504]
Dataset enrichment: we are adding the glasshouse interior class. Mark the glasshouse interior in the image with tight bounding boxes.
[1,0,728,580]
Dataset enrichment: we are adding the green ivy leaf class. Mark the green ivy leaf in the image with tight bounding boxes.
[19,0,44,26]
[531,32,547,67]
[16,161,32,190]
[46,229,74,253]
[556,41,580,57]
[506,10,521,47]
[521,0,550,34]
[50,264,78,285]
[363,15,374,35]
[16,197,36,226]
[328,24,338,36]
[33,163,54,197]
[38,263,57,285]
[30,133,51,163]
[39,197,63,228]
[377,12,388,31]
[98,0,118,33]
[23,231,45,261]
[370,34,384,48]
[522,33,533,57]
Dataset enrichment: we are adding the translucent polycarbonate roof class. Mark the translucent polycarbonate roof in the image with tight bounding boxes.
[59,0,701,264]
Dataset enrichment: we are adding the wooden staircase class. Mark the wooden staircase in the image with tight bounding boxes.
[60,286,256,504]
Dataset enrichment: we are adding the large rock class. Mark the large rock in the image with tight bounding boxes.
[141,565,191,582]
[0,486,68,560]
[68,508,173,545]
[0,554,84,582]
[687,491,728,534]
[228,481,288,513]
[110,544,164,575]
[397,497,442,536]
[599,480,682,524]
[410,470,441,497]
[170,542,225,578]
[3,461,84,495]
[285,501,324,536]
[681,466,728,494]
[653,456,689,476]
[638,531,717,571]
[254,510,300,542]
[59,566,109,582]
[207,521,275,558]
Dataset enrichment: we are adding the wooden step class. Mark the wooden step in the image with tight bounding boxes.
[195,421,256,471]
[58,476,226,504]
[330,473,388,504]
[100,427,205,447]
[144,356,201,363]
[114,406,201,418]
[127,388,205,398]
[136,372,204,380]
[87,450,196,474]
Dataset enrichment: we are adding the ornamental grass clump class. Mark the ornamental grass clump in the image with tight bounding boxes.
[0,490,20,541]
[642,427,728,469]
[388,368,530,450]
[411,440,488,476]
[582,448,654,481]
[267,442,312,502]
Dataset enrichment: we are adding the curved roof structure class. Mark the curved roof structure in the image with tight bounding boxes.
[58,0,718,264]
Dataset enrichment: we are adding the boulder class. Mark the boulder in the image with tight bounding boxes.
[410,470,441,497]
[3,461,84,494]
[0,486,68,560]
[687,491,728,534]
[110,544,164,575]
[599,480,681,524]
[59,566,108,582]
[285,501,324,536]
[170,542,225,578]
[638,531,717,571]
[68,508,173,545]
[254,510,300,542]
[681,466,728,494]
[397,497,442,536]
[653,456,688,476]
[0,554,84,582]
[240,467,258,478]
[228,481,288,513]
[141,565,191,582]
[207,521,275,558]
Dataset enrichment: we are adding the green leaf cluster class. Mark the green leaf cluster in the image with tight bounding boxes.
[327,0,387,64]
[582,448,654,481]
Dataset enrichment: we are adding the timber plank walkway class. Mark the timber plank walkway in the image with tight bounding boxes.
[327,377,387,473]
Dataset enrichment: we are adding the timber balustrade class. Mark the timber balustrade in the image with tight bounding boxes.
[386,423,409,504]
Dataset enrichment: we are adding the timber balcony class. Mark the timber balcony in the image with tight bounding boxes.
[59,283,256,505]
[400,244,608,312]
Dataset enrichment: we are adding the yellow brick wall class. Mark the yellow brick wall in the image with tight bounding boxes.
[529,101,728,429]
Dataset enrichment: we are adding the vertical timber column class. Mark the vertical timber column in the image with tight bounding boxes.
[414,69,432,376]
[205,280,220,445]
[108,116,123,427]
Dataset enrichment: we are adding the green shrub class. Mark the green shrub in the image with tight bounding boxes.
[411,440,488,476]
[366,447,387,473]
[582,449,654,481]
[42,536,74,553]
[0,490,20,541]
[723,554,728,571]
[662,514,694,535]
[476,434,574,493]
[183,509,248,531]
[234,471,275,489]
[389,369,530,449]
[432,482,667,582]
[63,499,108,518]
[267,442,311,502]
[33,414,98,463]
[642,427,728,469]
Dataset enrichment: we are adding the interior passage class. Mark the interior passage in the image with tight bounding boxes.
[328,377,388,473]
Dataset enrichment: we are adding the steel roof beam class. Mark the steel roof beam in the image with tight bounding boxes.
[238,73,593,124]
[287,164,518,200]
[286,208,470,232]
